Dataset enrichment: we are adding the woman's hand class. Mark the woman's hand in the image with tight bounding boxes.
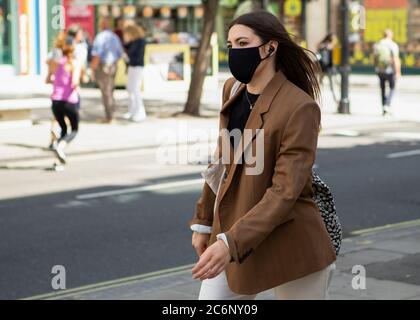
[192,239,231,281]
[191,231,210,257]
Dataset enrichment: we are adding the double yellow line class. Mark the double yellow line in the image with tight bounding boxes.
[350,218,420,236]
[22,218,420,300]
[22,264,195,300]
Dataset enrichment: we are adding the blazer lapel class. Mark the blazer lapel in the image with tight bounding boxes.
[217,82,246,173]
[217,70,288,205]
[220,81,246,114]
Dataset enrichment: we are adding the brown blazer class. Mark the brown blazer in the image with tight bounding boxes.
[189,70,336,295]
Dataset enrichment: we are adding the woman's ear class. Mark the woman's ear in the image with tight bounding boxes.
[270,41,279,54]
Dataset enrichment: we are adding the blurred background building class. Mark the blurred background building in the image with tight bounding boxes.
[0,0,419,77]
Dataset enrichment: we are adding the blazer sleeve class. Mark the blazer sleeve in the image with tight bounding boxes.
[188,78,236,228]
[224,101,321,264]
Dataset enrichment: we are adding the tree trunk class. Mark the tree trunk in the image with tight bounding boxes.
[183,0,219,116]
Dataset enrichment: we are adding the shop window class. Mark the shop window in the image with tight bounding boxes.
[0,0,12,65]
[349,0,420,71]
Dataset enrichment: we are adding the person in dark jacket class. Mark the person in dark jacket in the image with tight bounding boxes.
[123,23,147,122]
[317,33,338,102]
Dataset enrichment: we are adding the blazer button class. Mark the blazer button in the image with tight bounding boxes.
[223,171,228,180]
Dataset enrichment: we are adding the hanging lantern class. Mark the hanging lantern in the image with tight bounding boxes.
[112,5,121,18]
[98,5,109,17]
[142,6,154,18]
[194,6,204,18]
[177,6,188,19]
[160,6,171,18]
[123,5,136,18]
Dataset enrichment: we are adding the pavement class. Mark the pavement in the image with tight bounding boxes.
[1,72,419,166]
[1,72,420,300]
[23,220,420,300]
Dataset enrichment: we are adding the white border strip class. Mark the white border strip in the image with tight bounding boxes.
[76,178,204,200]
[386,149,420,159]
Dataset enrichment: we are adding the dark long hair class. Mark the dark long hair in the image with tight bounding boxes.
[229,11,321,101]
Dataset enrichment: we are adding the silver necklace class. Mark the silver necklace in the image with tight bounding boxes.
[245,90,256,110]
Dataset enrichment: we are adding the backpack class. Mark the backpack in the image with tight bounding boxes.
[228,80,343,255]
[375,41,394,73]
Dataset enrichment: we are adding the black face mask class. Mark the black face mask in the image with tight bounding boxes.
[228,43,272,84]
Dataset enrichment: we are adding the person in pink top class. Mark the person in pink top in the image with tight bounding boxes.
[48,35,81,165]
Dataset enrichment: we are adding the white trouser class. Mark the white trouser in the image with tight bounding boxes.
[198,263,336,300]
[126,66,146,121]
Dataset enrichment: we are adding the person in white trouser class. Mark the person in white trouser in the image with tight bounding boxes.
[123,23,147,122]
[198,264,336,300]
[189,11,337,300]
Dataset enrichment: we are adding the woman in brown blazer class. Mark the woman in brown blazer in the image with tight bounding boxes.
[189,11,337,299]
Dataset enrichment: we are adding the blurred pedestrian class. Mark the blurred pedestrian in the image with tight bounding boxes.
[67,24,89,107]
[68,25,88,75]
[122,23,147,122]
[90,17,124,123]
[317,33,338,102]
[0,7,5,64]
[190,11,336,300]
[46,31,66,83]
[46,31,66,150]
[114,17,125,43]
[49,35,81,166]
[373,29,401,116]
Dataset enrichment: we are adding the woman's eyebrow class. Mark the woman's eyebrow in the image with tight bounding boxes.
[227,36,249,43]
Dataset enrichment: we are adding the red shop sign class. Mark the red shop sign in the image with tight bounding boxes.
[63,0,95,42]
[364,0,408,9]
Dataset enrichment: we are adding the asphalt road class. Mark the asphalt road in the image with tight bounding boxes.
[0,123,419,299]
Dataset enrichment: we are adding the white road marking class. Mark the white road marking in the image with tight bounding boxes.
[386,149,420,159]
[330,130,361,137]
[381,132,420,140]
[76,178,204,200]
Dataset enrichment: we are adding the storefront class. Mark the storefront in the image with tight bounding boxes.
[82,0,218,91]
[217,0,308,67]
[0,0,19,75]
[0,0,12,65]
[348,0,420,74]
[0,0,40,75]
[0,0,56,76]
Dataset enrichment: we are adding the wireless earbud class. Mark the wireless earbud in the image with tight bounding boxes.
[269,46,274,54]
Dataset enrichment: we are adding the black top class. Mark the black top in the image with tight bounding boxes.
[124,38,146,67]
[227,89,260,151]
